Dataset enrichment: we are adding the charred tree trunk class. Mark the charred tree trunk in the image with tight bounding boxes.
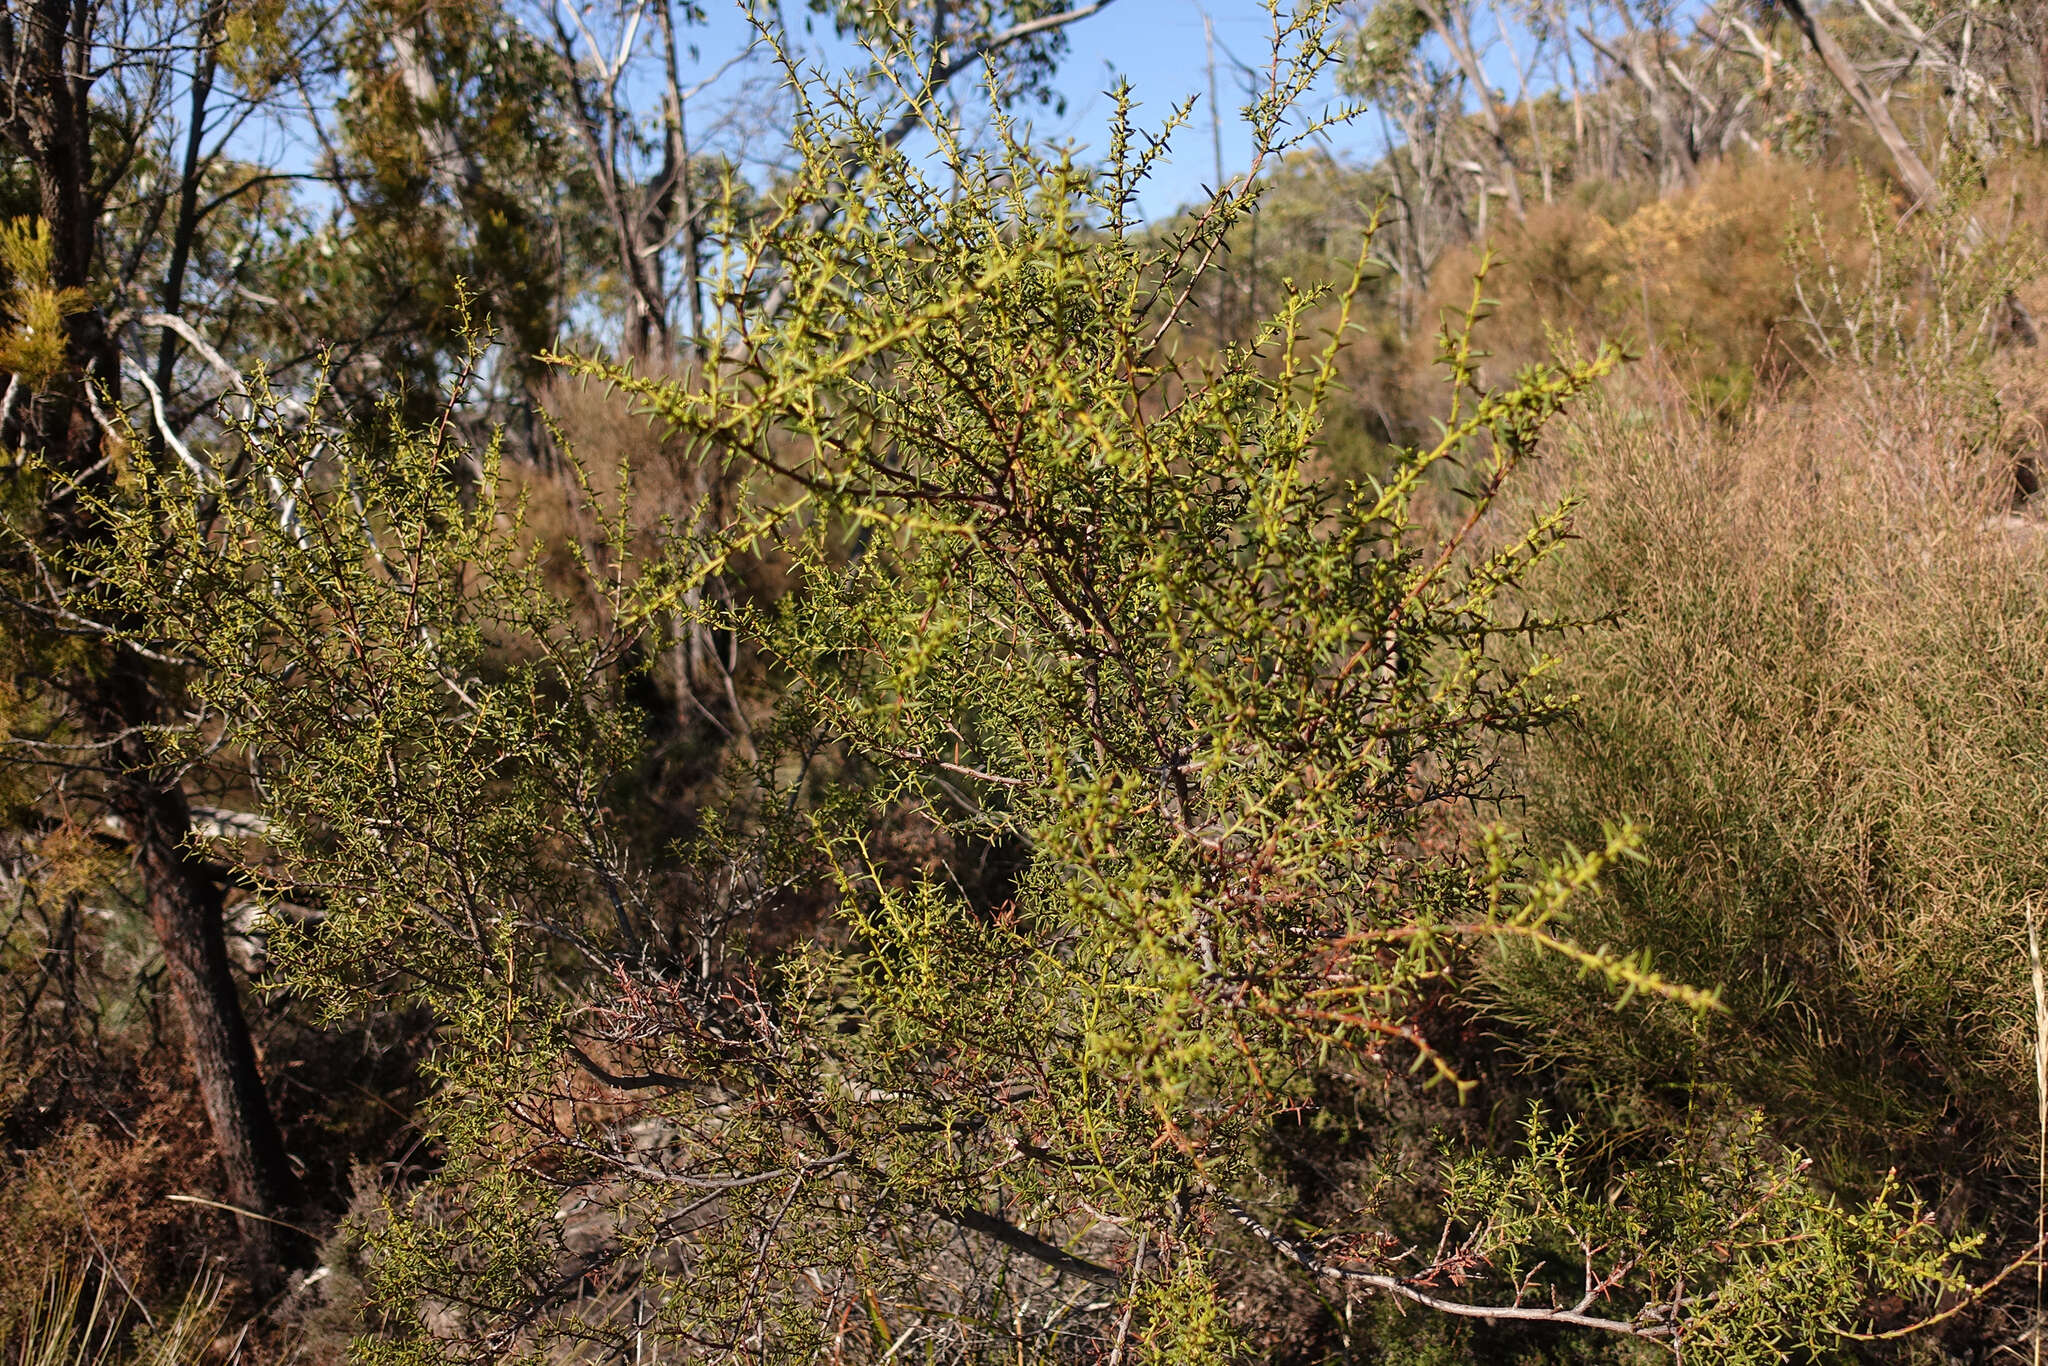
[96,669,301,1279]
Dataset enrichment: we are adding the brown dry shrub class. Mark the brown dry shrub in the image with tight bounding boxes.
[1406,157,1870,422]
[1496,364,2048,1215]
[0,1073,242,1313]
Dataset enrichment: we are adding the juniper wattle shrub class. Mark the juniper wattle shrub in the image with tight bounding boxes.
[90,8,1973,1361]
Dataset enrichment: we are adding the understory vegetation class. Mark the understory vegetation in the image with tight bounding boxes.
[7,0,2048,1361]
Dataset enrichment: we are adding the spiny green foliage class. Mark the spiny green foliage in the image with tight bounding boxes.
[1442,1110,1973,1356]
[94,358,645,1030]
[79,6,1980,1362]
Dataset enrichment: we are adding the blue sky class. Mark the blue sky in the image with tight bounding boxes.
[668,0,1391,222]
[1027,1,1367,218]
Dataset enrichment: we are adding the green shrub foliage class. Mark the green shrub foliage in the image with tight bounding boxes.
[82,9,1976,1362]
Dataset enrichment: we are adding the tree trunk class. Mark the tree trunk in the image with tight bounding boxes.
[148,0,224,468]
[98,669,301,1281]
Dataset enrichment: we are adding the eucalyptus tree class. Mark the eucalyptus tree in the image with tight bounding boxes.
[527,0,1121,363]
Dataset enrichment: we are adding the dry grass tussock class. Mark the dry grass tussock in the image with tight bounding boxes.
[1,1257,233,1366]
